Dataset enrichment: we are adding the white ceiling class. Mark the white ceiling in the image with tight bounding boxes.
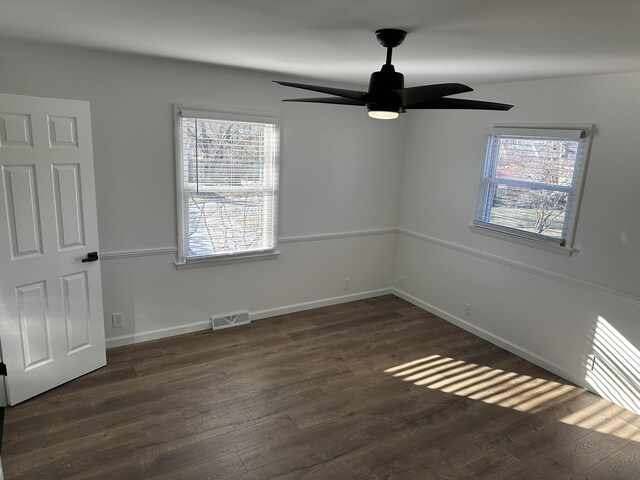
[2,0,640,87]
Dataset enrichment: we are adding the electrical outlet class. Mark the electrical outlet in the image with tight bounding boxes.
[464,303,471,316]
[112,312,124,328]
[343,277,351,290]
[399,275,406,288]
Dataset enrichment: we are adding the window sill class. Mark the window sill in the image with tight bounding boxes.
[469,224,575,256]
[175,250,281,270]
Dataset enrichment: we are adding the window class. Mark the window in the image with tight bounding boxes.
[473,125,593,250]
[175,107,279,264]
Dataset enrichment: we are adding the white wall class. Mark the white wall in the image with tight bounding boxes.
[0,40,405,345]
[394,73,640,411]
[1,39,638,412]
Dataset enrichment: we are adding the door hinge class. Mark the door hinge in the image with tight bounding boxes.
[0,362,6,376]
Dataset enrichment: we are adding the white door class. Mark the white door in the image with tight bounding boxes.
[0,93,106,405]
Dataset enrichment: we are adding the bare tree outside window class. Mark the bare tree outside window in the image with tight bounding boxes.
[489,137,577,237]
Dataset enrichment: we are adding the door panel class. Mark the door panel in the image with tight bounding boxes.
[0,93,105,405]
[47,116,78,148]
[16,281,51,369]
[2,165,43,258]
[61,271,91,353]
[0,113,33,147]
[52,164,85,250]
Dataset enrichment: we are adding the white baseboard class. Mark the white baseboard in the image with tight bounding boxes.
[250,288,392,320]
[105,288,392,349]
[391,287,590,391]
[105,320,211,348]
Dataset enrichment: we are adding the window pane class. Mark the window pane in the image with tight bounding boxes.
[186,191,275,257]
[495,137,578,186]
[181,120,275,189]
[488,184,567,238]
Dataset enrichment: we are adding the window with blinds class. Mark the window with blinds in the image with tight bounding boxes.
[474,125,593,249]
[175,108,279,263]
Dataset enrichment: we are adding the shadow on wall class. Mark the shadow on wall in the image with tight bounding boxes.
[586,315,640,415]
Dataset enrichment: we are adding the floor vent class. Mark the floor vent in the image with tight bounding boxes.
[211,310,251,331]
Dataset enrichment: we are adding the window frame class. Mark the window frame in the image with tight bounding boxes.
[472,124,594,254]
[173,104,280,267]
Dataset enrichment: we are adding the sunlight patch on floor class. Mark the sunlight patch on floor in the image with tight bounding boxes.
[384,354,640,442]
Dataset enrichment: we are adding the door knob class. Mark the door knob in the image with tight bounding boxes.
[82,251,99,263]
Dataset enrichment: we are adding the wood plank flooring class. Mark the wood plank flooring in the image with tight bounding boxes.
[3,295,640,479]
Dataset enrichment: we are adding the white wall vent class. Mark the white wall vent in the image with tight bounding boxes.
[211,310,251,331]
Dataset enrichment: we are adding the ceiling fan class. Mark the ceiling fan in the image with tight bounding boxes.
[275,28,513,120]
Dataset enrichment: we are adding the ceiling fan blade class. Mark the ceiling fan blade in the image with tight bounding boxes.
[405,98,514,111]
[397,83,473,107]
[282,97,367,106]
[274,81,367,101]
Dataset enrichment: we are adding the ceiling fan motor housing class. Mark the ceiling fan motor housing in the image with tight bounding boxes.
[367,65,404,112]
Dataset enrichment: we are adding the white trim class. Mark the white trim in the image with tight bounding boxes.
[0,343,6,407]
[99,229,639,307]
[105,288,392,348]
[100,228,398,260]
[100,247,178,260]
[279,228,397,244]
[173,103,281,264]
[488,124,592,139]
[469,224,572,256]
[174,250,280,269]
[398,228,640,306]
[105,320,211,348]
[391,288,590,390]
[250,288,392,320]
[178,105,278,124]
[477,124,594,251]
[0,378,6,408]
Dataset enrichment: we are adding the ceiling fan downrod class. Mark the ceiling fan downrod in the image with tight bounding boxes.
[366,29,409,116]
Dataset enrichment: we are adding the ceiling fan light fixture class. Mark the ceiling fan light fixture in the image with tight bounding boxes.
[368,110,399,120]
[367,102,402,120]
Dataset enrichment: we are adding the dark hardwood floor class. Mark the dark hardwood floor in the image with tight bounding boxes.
[3,295,640,479]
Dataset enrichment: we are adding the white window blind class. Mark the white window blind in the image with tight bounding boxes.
[176,109,278,262]
[474,125,592,248]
